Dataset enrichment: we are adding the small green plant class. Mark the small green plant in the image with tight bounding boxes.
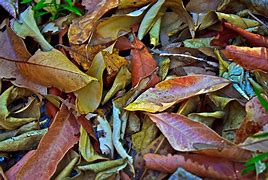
[20,0,82,20]
[242,86,268,176]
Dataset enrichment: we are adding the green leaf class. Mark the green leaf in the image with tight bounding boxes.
[61,5,82,16]
[12,7,53,51]
[55,155,80,180]
[102,65,131,105]
[149,17,161,46]
[253,85,268,112]
[33,0,48,11]
[0,129,47,151]
[79,126,106,163]
[187,111,225,127]
[245,152,268,166]
[183,38,213,48]
[138,0,165,40]
[20,0,32,4]
[253,132,268,139]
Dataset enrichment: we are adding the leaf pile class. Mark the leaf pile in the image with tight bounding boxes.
[0,0,268,179]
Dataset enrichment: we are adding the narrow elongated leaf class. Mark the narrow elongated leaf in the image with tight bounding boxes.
[17,105,80,180]
[125,75,230,113]
[144,154,253,179]
[138,0,165,40]
[131,35,160,87]
[17,49,96,93]
[223,45,268,72]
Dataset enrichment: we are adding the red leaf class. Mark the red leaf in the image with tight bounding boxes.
[147,113,251,161]
[17,105,80,180]
[223,22,268,48]
[5,150,35,180]
[223,45,268,72]
[236,96,268,143]
[144,153,254,179]
[115,36,132,51]
[211,26,237,47]
[131,35,160,88]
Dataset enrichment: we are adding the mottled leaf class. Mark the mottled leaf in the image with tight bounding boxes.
[125,75,230,113]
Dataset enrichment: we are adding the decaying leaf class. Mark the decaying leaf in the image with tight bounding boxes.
[17,49,96,93]
[125,75,230,113]
[17,105,80,180]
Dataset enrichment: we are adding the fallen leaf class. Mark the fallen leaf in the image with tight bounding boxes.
[125,75,230,113]
[0,86,41,130]
[236,96,268,143]
[223,22,268,48]
[169,167,201,180]
[17,48,96,93]
[12,7,53,51]
[68,0,119,44]
[0,26,47,94]
[223,45,268,72]
[241,0,268,17]
[144,153,253,179]
[149,17,161,46]
[187,111,225,127]
[75,48,106,114]
[118,0,152,9]
[131,35,160,87]
[138,0,165,40]
[55,154,80,180]
[186,0,221,13]
[5,150,36,180]
[17,105,80,180]
[102,65,131,105]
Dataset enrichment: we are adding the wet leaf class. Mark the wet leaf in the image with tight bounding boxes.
[17,105,80,180]
[223,45,268,72]
[17,49,96,93]
[68,0,119,44]
[138,0,165,40]
[144,153,253,179]
[125,75,230,113]
[75,49,105,114]
[131,35,160,87]
[12,7,53,51]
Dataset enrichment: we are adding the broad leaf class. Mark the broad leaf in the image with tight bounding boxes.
[17,105,80,180]
[17,49,96,93]
[0,0,18,18]
[125,75,230,113]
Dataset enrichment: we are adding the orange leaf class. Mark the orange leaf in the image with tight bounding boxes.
[223,22,268,48]
[17,105,80,180]
[144,153,254,179]
[223,45,268,72]
[147,113,251,161]
[131,35,160,87]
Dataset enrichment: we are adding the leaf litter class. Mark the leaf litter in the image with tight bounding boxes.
[0,0,268,179]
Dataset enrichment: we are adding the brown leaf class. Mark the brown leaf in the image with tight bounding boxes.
[236,96,268,143]
[147,113,251,161]
[17,105,80,180]
[131,35,160,88]
[5,150,35,180]
[223,22,268,48]
[223,45,268,72]
[125,75,230,113]
[118,0,153,9]
[17,49,96,92]
[0,26,46,94]
[144,153,253,179]
[68,0,119,44]
[186,0,221,13]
